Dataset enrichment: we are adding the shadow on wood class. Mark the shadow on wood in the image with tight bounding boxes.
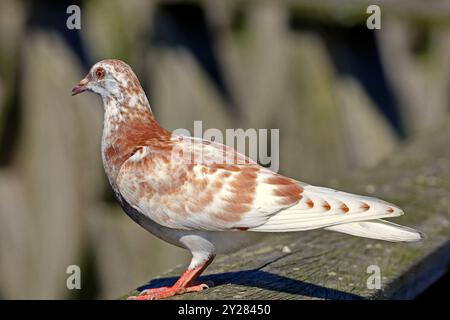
[139,269,364,300]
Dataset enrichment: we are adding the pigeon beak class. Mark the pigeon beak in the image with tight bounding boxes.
[72,78,89,96]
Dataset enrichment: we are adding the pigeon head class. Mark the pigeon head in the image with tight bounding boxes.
[72,59,145,101]
[72,59,158,149]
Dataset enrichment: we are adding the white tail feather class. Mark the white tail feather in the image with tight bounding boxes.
[325,219,423,242]
[251,185,405,232]
[250,185,423,242]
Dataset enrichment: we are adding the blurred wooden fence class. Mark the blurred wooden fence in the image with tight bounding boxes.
[0,0,449,298]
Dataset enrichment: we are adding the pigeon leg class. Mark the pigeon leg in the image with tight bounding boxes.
[128,255,215,300]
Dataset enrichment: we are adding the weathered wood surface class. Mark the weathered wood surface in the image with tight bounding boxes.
[125,120,450,300]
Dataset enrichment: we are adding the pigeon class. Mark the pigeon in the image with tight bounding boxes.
[72,59,422,300]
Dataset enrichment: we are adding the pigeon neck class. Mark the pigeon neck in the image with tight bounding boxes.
[101,93,171,185]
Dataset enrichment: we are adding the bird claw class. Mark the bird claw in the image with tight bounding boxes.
[195,280,213,289]
[138,286,170,296]
[127,282,212,300]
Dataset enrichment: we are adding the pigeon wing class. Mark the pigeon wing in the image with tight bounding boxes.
[115,136,303,231]
[116,135,404,232]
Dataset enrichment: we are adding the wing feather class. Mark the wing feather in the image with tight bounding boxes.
[116,136,303,231]
[250,185,404,232]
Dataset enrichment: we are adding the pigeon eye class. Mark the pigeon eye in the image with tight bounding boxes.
[95,68,106,80]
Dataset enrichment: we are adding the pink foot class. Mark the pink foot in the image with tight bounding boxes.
[128,255,215,300]
[127,283,210,300]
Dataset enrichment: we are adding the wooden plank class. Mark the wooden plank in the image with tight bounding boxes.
[123,119,450,299]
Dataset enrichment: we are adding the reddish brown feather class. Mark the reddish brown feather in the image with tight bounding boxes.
[341,203,350,213]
